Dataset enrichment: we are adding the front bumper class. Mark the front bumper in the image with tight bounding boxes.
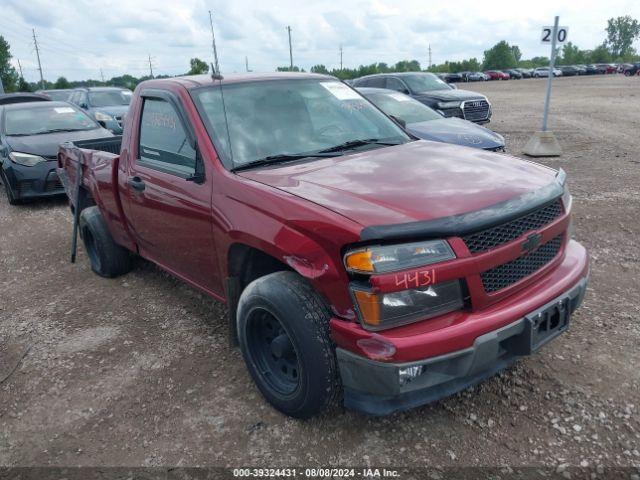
[2,159,64,200]
[336,275,588,416]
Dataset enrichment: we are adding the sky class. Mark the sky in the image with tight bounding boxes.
[1,0,639,82]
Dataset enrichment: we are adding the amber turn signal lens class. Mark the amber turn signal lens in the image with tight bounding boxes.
[352,289,381,326]
[345,250,374,273]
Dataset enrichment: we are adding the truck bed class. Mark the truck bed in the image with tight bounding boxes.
[56,136,134,251]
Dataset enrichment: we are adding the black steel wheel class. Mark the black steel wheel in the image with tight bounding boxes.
[245,308,300,396]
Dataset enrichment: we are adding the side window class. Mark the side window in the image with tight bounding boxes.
[369,77,386,88]
[386,78,409,94]
[69,92,79,104]
[79,93,88,107]
[139,98,196,176]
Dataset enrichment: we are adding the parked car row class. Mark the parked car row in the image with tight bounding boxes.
[433,62,639,83]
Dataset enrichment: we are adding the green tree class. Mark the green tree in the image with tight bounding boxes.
[188,57,209,75]
[394,59,421,72]
[483,41,517,69]
[589,43,613,63]
[559,42,586,65]
[310,64,329,74]
[54,76,71,89]
[511,45,522,64]
[605,16,640,58]
[0,35,19,92]
[17,76,31,92]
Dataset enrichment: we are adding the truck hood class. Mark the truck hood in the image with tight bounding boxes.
[4,128,114,158]
[406,118,504,150]
[414,88,486,102]
[237,141,557,229]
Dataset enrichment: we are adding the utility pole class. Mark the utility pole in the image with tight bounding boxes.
[32,28,45,89]
[245,56,249,72]
[0,76,4,94]
[148,54,154,78]
[17,59,24,79]
[100,68,105,83]
[286,26,293,71]
[339,44,343,70]
[428,44,432,69]
[208,10,220,74]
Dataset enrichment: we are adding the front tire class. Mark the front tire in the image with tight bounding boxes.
[237,271,340,418]
[79,206,132,278]
[0,171,19,205]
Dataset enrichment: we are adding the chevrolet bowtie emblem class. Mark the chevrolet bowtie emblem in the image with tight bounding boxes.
[522,232,543,253]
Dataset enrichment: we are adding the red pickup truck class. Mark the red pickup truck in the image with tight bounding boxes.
[58,73,589,418]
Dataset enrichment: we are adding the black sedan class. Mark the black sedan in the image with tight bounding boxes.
[352,72,492,124]
[0,101,113,204]
[358,87,505,151]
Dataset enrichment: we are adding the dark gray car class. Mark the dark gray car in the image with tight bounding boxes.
[68,87,132,134]
[352,72,492,124]
[0,101,113,204]
[359,88,504,151]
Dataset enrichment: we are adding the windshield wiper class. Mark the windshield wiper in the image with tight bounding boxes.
[231,152,341,172]
[317,138,402,153]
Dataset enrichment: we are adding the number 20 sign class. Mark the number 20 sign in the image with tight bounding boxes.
[541,26,569,44]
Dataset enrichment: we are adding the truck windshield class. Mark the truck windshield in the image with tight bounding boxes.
[402,74,450,93]
[364,92,443,124]
[88,91,131,107]
[4,105,98,136]
[193,79,411,170]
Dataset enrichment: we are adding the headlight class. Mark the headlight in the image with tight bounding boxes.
[9,152,47,167]
[437,101,461,109]
[344,240,455,274]
[351,280,464,330]
[94,111,113,121]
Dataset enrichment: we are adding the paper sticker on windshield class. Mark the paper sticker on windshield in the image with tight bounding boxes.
[54,107,75,114]
[320,82,361,100]
[388,92,411,102]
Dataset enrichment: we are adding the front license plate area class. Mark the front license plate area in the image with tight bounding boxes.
[526,297,571,352]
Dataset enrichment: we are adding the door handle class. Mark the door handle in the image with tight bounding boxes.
[127,176,146,192]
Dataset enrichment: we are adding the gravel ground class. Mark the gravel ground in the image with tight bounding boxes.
[0,75,639,472]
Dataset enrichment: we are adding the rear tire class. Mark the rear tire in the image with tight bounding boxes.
[237,271,340,419]
[79,206,132,278]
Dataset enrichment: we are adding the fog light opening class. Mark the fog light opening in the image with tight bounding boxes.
[356,337,396,361]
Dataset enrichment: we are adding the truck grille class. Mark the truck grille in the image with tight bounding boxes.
[462,200,563,254]
[480,234,563,293]
[463,99,490,122]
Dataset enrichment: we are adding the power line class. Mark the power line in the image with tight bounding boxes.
[32,28,44,89]
[208,10,220,74]
[286,25,293,70]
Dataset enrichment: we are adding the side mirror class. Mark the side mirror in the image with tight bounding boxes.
[389,115,406,128]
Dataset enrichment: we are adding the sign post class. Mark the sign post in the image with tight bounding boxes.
[523,16,567,157]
